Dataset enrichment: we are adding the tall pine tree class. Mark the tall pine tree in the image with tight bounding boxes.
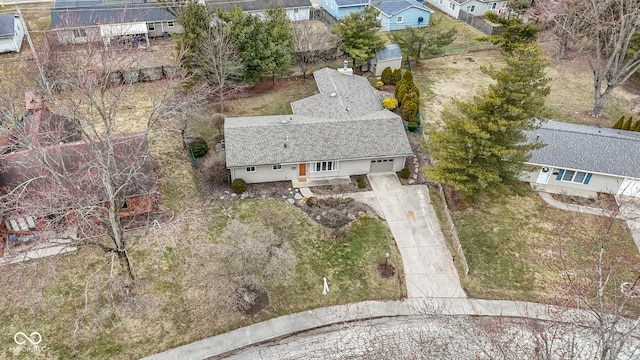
[426,44,550,200]
[332,6,385,67]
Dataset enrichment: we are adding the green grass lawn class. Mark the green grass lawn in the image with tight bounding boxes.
[442,192,639,308]
[430,10,496,56]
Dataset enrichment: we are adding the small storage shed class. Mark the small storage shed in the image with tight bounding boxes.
[0,14,25,53]
[371,44,402,77]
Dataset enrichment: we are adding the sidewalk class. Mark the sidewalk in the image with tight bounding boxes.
[538,191,640,252]
[143,297,616,360]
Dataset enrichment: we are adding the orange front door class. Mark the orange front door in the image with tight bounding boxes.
[299,163,306,177]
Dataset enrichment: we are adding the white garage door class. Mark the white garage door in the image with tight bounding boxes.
[370,158,394,172]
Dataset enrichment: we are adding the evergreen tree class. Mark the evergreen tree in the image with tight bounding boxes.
[631,119,640,131]
[612,115,625,129]
[402,70,413,83]
[332,6,385,67]
[263,5,295,83]
[391,68,403,85]
[390,19,456,59]
[395,82,408,105]
[426,44,550,200]
[381,67,393,84]
[478,12,538,52]
[175,2,213,71]
[622,116,633,130]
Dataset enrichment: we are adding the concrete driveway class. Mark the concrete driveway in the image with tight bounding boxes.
[367,173,466,298]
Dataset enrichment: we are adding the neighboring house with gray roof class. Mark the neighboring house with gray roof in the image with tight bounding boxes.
[0,14,25,54]
[224,68,412,184]
[209,0,311,21]
[424,0,507,19]
[50,0,179,45]
[370,44,402,77]
[522,121,640,198]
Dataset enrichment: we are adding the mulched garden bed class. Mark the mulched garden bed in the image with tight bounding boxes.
[550,192,620,212]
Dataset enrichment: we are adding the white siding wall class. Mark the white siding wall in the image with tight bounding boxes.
[231,164,298,184]
[523,167,625,196]
[230,156,408,184]
[423,0,460,18]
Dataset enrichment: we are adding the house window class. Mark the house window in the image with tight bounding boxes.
[490,2,497,9]
[557,169,592,184]
[147,23,156,31]
[73,28,87,38]
[246,166,256,172]
[449,2,456,11]
[272,164,282,171]
[122,200,129,209]
[396,16,403,23]
[467,5,475,12]
[294,8,299,13]
[167,21,175,28]
[439,0,443,4]
[312,161,338,172]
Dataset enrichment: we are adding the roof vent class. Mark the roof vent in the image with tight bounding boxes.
[281,119,288,124]
[330,92,337,97]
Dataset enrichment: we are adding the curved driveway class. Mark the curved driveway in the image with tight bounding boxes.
[367,173,465,298]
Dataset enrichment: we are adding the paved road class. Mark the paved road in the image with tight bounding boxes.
[367,173,465,298]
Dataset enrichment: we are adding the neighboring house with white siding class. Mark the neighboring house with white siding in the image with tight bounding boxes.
[0,14,25,54]
[224,68,412,184]
[50,0,179,46]
[423,0,507,19]
[209,0,312,21]
[522,121,640,199]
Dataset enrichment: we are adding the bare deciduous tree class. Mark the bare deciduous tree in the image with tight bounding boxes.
[538,0,640,117]
[293,21,337,80]
[0,36,198,284]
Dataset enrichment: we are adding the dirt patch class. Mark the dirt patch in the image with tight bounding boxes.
[377,261,396,278]
[550,193,619,212]
[298,197,378,229]
[233,284,270,316]
[310,175,372,195]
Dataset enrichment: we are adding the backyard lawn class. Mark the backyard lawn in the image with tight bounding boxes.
[0,76,404,359]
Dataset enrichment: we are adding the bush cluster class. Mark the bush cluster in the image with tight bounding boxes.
[356,176,366,188]
[231,178,247,194]
[399,167,411,179]
[382,97,398,110]
[613,116,640,131]
[189,137,209,158]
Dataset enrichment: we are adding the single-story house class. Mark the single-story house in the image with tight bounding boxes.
[0,131,158,254]
[374,0,433,31]
[522,121,640,199]
[0,14,25,53]
[209,0,312,21]
[423,0,507,19]
[224,68,413,184]
[370,44,402,77]
[321,0,368,21]
[50,0,179,46]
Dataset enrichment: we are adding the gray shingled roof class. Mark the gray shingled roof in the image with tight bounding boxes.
[291,68,384,119]
[224,111,412,167]
[0,14,15,38]
[208,0,311,12]
[527,121,640,178]
[376,0,432,17]
[51,0,174,29]
[334,0,368,6]
[376,44,402,61]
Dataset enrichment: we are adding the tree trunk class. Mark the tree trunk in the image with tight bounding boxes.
[219,88,225,113]
[557,35,568,59]
[117,248,135,281]
[591,80,615,118]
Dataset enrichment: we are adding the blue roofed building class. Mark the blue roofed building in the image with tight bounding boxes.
[321,0,368,21]
[374,0,433,31]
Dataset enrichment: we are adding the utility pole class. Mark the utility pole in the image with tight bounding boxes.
[16,5,52,98]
